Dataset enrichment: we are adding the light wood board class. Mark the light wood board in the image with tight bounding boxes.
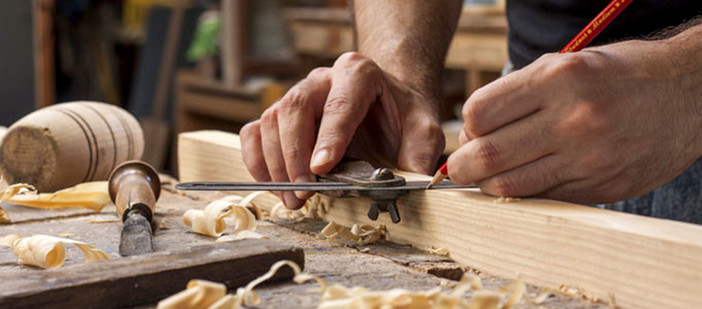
[178,130,702,309]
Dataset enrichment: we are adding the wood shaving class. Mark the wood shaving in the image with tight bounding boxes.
[182,192,263,238]
[320,221,386,246]
[158,220,170,230]
[426,246,450,256]
[494,197,520,204]
[218,194,263,220]
[157,260,307,309]
[87,218,120,224]
[156,279,227,309]
[4,181,111,212]
[269,198,321,221]
[0,234,109,269]
[158,260,526,309]
[0,183,36,223]
[58,233,74,237]
[216,231,267,242]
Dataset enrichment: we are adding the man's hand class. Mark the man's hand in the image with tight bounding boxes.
[240,52,444,209]
[449,37,702,204]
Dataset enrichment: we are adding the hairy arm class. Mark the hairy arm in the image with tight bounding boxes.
[354,0,462,104]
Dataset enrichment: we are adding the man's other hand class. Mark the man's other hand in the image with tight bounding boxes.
[449,39,702,204]
[240,52,445,209]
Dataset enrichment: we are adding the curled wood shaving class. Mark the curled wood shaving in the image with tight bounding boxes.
[182,192,263,237]
[0,209,8,223]
[156,279,227,309]
[270,199,322,221]
[426,246,450,256]
[216,230,268,242]
[0,183,36,223]
[0,234,109,269]
[157,260,307,309]
[320,221,386,245]
[218,194,263,220]
[5,181,111,212]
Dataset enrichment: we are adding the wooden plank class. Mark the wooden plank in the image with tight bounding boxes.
[0,239,303,309]
[178,130,702,309]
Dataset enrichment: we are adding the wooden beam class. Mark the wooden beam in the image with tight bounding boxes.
[178,130,702,309]
[0,239,304,308]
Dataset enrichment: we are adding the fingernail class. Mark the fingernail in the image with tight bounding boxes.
[283,192,304,209]
[310,149,331,169]
[293,175,312,200]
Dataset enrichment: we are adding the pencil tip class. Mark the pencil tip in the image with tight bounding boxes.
[426,170,447,189]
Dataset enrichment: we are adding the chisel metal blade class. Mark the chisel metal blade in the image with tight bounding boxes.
[119,212,154,256]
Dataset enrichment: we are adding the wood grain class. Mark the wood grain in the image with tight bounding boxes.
[0,239,304,309]
[0,102,144,191]
[178,130,702,309]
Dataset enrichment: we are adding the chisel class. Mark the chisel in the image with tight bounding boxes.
[108,160,161,256]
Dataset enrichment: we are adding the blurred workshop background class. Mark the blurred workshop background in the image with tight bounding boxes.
[0,0,507,172]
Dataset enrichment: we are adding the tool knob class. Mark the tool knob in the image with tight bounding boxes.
[108,160,160,222]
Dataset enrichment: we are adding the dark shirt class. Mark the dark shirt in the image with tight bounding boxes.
[506,0,702,69]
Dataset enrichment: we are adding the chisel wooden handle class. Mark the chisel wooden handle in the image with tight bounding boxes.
[108,161,160,222]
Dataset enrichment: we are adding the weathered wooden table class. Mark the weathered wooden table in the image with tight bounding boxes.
[0,178,606,308]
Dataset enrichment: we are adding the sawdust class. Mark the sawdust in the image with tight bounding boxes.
[0,234,109,269]
[158,260,527,309]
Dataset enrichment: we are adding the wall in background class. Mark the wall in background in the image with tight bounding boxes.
[0,1,36,126]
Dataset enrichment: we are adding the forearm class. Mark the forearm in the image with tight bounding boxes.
[353,0,461,104]
[661,21,702,157]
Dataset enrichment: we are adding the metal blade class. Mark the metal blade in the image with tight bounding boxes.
[175,180,475,192]
[119,212,153,256]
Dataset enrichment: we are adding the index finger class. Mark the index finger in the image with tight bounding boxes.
[277,68,332,199]
[310,53,384,174]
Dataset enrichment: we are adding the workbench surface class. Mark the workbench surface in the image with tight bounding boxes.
[0,178,608,308]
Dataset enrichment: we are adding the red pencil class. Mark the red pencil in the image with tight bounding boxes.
[428,0,633,188]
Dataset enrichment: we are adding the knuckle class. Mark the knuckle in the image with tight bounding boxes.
[334,52,380,77]
[239,121,257,138]
[281,142,303,161]
[278,89,307,112]
[307,67,330,78]
[323,95,352,115]
[461,97,488,137]
[335,51,365,65]
[474,139,501,172]
[260,107,278,123]
[540,53,590,82]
